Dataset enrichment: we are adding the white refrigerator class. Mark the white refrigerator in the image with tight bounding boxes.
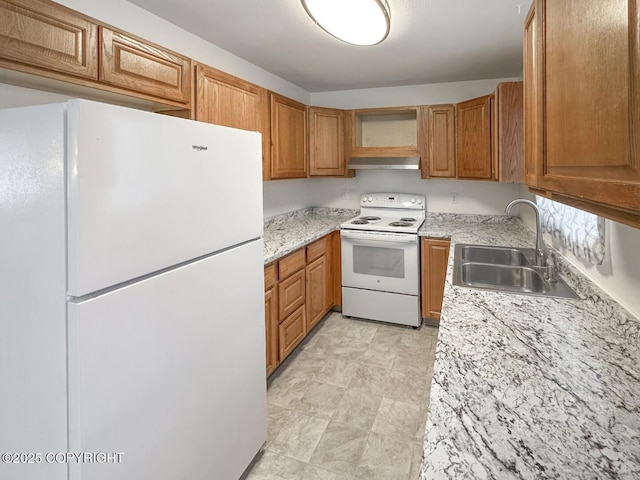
[0,99,267,480]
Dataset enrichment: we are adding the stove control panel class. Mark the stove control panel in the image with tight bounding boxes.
[360,193,425,210]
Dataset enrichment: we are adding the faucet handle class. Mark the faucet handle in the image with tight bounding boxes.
[545,255,557,283]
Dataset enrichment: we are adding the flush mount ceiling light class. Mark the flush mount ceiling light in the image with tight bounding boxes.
[301,0,391,46]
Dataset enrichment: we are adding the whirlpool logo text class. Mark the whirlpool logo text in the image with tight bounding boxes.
[192,145,208,151]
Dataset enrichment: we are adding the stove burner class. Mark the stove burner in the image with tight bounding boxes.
[351,219,369,225]
[400,217,416,222]
[360,216,381,221]
[389,221,413,227]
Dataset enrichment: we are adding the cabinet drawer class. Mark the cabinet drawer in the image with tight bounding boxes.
[306,235,329,263]
[264,263,276,291]
[278,305,306,361]
[278,268,305,321]
[278,249,306,280]
[100,27,191,104]
[0,0,98,79]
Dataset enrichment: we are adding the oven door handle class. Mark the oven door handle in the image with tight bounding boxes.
[340,230,418,244]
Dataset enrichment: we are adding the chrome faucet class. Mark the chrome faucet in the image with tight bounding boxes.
[505,198,555,281]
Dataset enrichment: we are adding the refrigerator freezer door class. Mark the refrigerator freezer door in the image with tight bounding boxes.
[67,240,266,480]
[66,99,263,297]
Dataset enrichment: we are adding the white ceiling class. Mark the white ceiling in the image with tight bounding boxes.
[128,0,531,93]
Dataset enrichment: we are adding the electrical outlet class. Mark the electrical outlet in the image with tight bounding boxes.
[451,192,458,204]
[341,189,349,200]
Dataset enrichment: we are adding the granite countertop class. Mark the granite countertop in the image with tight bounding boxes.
[418,215,640,479]
[263,209,640,478]
[262,207,357,264]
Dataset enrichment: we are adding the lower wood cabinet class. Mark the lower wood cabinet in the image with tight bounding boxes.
[278,269,305,320]
[264,232,338,376]
[279,305,306,360]
[306,241,332,332]
[264,287,278,377]
[421,237,451,320]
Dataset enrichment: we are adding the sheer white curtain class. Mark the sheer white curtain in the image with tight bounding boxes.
[536,196,606,265]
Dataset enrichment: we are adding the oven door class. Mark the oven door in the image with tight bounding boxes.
[341,229,419,295]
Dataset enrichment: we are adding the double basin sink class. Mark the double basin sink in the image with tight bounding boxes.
[452,244,578,299]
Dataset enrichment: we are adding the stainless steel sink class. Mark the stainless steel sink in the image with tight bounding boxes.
[452,244,578,299]
[459,245,534,266]
[461,263,548,293]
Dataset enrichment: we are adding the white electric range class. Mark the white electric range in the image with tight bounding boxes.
[340,193,426,327]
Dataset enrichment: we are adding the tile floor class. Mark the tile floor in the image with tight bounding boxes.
[243,312,439,480]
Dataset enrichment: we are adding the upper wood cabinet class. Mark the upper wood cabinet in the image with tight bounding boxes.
[527,0,640,227]
[195,64,270,180]
[456,95,492,179]
[492,82,523,183]
[100,27,191,104]
[270,93,307,179]
[0,0,192,108]
[523,3,540,187]
[308,106,346,177]
[424,104,456,178]
[0,0,98,79]
[347,106,425,159]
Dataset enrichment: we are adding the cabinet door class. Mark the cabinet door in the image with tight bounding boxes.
[456,95,492,179]
[195,64,271,180]
[278,268,305,321]
[0,0,98,79]
[421,238,451,320]
[306,255,330,332]
[308,107,345,176]
[425,105,456,178]
[270,93,307,179]
[265,288,278,376]
[279,305,306,362]
[494,82,524,183]
[523,3,540,187]
[539,0,640,216]
[100,27,191,104]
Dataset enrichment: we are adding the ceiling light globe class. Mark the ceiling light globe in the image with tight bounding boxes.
[301,0,391,46]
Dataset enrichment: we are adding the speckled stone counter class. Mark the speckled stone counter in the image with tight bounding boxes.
[418,214,640,479]
[263,208,357,265]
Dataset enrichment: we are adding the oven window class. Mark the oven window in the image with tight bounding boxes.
[353,245,405,279]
